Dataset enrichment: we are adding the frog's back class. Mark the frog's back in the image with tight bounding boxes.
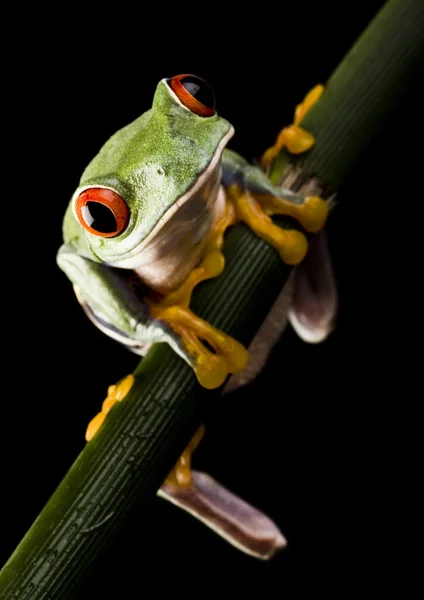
[80,110,153,185]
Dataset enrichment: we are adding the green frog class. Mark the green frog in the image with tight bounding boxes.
[58,74,330,559]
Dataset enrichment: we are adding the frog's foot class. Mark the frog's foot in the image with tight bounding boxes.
[149,198,244,389]
[259,192,329,234]
[293,84,325,124]
[158,426,286,559]
[261,84,324,169]
[151,304,248,389]
[261,125,315,167]
[228,186,309,265]
[85,374,135,441]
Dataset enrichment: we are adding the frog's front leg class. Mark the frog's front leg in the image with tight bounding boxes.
[150,304,247,389]
[57,244,184,354]
[158,425,287,559]
[261,84,324,168]
[144,197,248,390]
[222,150,329,265]
[156,198,237,310]
[57,244,247,391]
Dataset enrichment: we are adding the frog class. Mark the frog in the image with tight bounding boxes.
[57,74,331,559]
[57,74,329,389]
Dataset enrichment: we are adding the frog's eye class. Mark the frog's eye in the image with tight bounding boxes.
[169,74,216,117]
[75,188,130,237]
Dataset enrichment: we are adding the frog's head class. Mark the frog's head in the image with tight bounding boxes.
[71,74,234,265]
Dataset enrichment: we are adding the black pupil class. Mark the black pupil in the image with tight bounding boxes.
[82,202,117,233]
[180,76,215,110]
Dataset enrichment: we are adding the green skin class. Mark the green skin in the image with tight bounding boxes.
[57,78,307,368]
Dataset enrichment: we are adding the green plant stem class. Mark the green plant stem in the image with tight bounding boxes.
[270,0,423,189]
[1,1,423,598]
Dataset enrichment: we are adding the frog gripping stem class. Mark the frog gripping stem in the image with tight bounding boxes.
[147,196,248,389]
[85,375,135,441]
[150,304,249,389]
[261,84,325,168]
[3,1,422,596]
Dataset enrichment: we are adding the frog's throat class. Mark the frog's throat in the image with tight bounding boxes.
[131,184,226,295]
[102,126,235,271]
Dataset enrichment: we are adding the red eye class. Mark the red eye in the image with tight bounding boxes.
[75,188,129,237]
[169,74,215,117]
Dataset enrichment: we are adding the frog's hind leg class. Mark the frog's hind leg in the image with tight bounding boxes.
[162,425,205,489]
[158,425,287,559]
[288,230,338,343]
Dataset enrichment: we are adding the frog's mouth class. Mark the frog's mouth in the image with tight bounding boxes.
[107,125,234,270]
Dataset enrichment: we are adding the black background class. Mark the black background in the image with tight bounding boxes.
[2,2,423,598]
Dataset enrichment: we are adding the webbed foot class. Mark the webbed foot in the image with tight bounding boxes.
[150,303,248,389]
[261,84,324,169]
[159,426,287,559]
[86,374,135,441]
[227,185,328,266]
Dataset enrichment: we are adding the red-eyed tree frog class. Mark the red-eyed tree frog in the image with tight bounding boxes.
[57,74,335,559]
